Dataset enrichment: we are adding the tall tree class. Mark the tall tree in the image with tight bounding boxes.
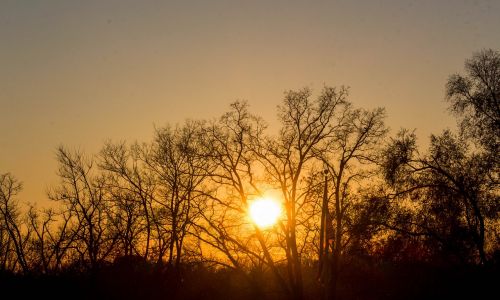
[0,173,29,273]
[49,147,116,271]
[100,141,156,259]
[446,48,500,154]
[253,86,352,299]
[193,102,286,285]
[321,104,387,298]
[383,129,498,265]
[381,50,500,265]
[146,121,209,269]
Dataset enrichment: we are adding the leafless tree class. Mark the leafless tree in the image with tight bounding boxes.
[251,86,354,300]
[99,141,156,259]
[48,147,117,271]
[145,121,210,269]
[320,104,387,298]
[0,173,30,273]
[25,205,79,273]
[191,101,292,291]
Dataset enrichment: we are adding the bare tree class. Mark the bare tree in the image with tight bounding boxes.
[320,105,387,298]
[192,101,292,293]
[48,147,117,271]
[0,173,29,273]
[25,205,79,274]
[251,87,353,300]
[145,121,209,270]
[99,141,156,259]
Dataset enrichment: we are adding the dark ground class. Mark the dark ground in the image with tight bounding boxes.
[2,259,498,300]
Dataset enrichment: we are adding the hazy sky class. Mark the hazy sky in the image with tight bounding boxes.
[1,0,500,204]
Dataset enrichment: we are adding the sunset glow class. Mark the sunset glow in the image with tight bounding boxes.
[249,197,282,228]
[1,2,498,299]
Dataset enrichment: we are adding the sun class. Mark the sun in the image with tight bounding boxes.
[249,197,282,228]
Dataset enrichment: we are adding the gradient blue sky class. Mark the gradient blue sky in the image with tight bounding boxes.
[1,0,500,204]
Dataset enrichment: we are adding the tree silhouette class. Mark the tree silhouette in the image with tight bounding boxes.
[49,147,117,271]
[383,129,498,264]
[446,48,500,153]
[146,121,208,271]
[0,51,498,299]
[320,102,387,299]
[99,141,156,259]
[0,173,29,273]
[379,50,499,266]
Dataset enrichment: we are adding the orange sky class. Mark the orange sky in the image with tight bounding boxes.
[1,0,500,204]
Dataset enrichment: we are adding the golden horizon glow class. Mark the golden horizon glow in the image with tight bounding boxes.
[2,2,497,205]
[249,197,282,228]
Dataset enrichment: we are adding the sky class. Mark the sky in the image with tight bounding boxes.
[1,0,500,205]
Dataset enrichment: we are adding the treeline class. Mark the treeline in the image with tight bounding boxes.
[1,50,498,299]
